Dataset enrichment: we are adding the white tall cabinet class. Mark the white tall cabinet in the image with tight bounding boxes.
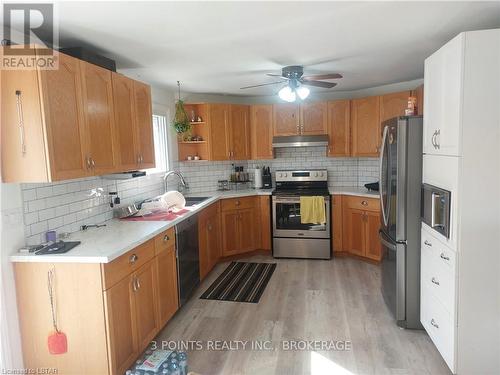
[421,29,500,374]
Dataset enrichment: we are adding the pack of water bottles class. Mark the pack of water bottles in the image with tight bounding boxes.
[125,346,188,375]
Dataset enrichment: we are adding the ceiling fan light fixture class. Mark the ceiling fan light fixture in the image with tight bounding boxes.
[278,85,296,102]
[296,86,310,100]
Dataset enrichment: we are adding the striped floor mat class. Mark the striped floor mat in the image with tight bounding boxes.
[200,262,276,303]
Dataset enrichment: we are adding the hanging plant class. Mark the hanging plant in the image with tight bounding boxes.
[172,81,191,134]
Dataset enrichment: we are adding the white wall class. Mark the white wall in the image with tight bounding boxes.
[0,183,24,370]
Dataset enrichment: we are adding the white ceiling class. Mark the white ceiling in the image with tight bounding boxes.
[56,1,500,96]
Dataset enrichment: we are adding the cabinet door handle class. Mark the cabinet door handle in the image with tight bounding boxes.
[129,253,138,264]
[424,240,432,247]
[430,318,439,329]
[431,277,440,286]
[431,131,437,149]
[90,157,96,168]
[136,276,141,290]
[163,235,170,242]
[137,154,142,164]
[86,156,91,170]
[132,277,138,292]
[15,90,27,155]
[435,129,441,150]
[440,253,450,261]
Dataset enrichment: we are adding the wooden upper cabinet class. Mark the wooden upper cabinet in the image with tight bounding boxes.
[379,90,411,124]
[112,73,138,171]
[250,105,273,159]
[209,103,231,160]
[230,104,250,160]
[300,101,327,135]
[273,103,299,136]
[327,100,350,157]
[39,51,89,180]
[351,96,381,157]
[133,81,155,169]
[80,62,118,174]
[1,57,49,182]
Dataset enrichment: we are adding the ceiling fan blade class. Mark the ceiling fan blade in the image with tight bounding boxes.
[240,81,285,89]
[266,73,287,79]
[301,80,337,89]
[302,73,343,80]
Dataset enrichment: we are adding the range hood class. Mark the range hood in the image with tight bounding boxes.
[272,135,329,148]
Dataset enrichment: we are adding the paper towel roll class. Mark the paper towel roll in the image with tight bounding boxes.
[254,168,263,189]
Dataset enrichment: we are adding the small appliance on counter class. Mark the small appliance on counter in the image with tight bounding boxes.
[364,181,379,191]
[262,166,272,188]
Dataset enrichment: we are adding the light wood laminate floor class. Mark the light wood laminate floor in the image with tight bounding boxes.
[156,255,451,375]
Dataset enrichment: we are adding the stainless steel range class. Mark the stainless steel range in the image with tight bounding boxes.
[272,169,331,259]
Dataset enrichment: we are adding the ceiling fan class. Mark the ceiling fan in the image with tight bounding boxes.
[240,65,342,102]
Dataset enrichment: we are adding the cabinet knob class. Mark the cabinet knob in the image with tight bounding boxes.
[431,277,440,286]
[235,200,240,206]
[361,200,368,206]
[129,253,138,264]
[440,253,450,261]
[163,235,170,242]
[207,224,213,231]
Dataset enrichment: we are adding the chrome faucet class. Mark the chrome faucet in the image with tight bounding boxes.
[163,171,189,193]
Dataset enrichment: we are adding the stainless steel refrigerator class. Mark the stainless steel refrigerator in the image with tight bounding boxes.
[379,116,423,329]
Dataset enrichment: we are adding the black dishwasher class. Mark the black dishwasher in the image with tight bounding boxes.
[175,214,200,306]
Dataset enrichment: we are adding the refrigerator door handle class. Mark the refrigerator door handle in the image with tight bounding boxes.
[379,126,389,227]
[379,230,396,250]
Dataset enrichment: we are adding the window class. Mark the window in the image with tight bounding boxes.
[152,114,169,172]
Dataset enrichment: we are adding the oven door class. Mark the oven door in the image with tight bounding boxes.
[272,195,330,239]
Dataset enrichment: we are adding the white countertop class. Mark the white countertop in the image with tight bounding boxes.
[10,187,377,264]
[329,186,379,198]
[10,189,273,264]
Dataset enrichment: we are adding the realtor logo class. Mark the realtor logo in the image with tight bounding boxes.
[1,3,58,69]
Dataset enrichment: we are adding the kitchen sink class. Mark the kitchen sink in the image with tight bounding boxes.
[184,196,210,206]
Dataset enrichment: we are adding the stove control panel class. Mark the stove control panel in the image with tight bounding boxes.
[275,169,328,182]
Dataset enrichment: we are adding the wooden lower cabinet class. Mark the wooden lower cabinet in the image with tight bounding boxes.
[156,247,179,325]
[199,202,222,279]
[14,231,179,375]
[332,195,344,253]
[259,196,272,251]
[221,197,260,256]
[104,273,139,375]
[339,195,382,261]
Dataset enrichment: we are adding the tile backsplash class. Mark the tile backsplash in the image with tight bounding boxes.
[20,147,378,245]
[174,147,378,193]
[21,174,164,246]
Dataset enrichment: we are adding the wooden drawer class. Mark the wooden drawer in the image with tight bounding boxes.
[221,196,256,212]
[343,195,379,212]
[155,227,175,256]
[101,239,155,290]
[421,285,456,372]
